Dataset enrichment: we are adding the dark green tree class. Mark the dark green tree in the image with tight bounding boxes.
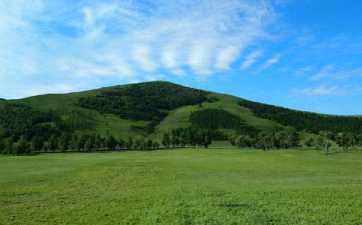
[146,139,153,150]
[30,136,43,152]
[235,135,254,148]
[126,137,134,150]
[106,136,118,150]
[13,136,31,155]
[202,130,212,148]
[59,133,71,152]
[49,135,59,152]
[69,134,79,151]
[153,141,160,150]
[0,138,5,154]
[162,133,171,148]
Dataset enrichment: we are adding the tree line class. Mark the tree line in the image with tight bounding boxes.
[229,129,299,150]
[1,128,361,155]
[230,129,362,154]
[0,126,216,155]
[0,134,162,155]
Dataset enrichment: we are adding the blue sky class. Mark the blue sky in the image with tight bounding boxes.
[1,0,362,115]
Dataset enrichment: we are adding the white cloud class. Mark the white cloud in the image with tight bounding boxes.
[188,41,215,75]
[241,50,263,69]
[161,44,185,75]
[132,46,157,72]
[216,46,241,70]
[261,54,281,69]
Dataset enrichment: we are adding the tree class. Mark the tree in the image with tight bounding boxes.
[162,133,171,148]
[256,132,274,150]
[49,135,59,152]
[171,129,180,147]
[117,138,125,150]
[202,130,212,148]
[106,136,118,150]
[153,141,160,150]
[303,136,315,148]
[42,141,51,152]
[146,139,153,150]
[336,132,355,152]
[4,138,14,154]
[0,138,5,154]
[235,135,254,148]
[83,138,94,152]
[94,135,103,150]
[126,137,134,150]
[58,133,71,152]
[285,131,300,148]
[30,136,43,152]
[134,139,143,150]
[69,134,79,151]
[78,135,88,152]
[13,136,31,155]
[317,132,333,155]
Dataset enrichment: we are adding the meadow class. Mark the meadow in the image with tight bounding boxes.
[1,149,362,225]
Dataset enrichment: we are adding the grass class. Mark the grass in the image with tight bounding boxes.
[1,149,362,225]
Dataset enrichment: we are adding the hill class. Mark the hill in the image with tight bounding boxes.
[1,81,362,153]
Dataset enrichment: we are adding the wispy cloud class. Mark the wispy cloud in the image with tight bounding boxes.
[311,65,362,81]
[293,84,362,97]
[0,0,278,98]
[310,65,335,81]
[297,85,339,96]
[261,54,281,70]
[241,50,263,69]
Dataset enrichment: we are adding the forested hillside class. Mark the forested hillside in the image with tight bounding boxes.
[79,82,208,121]
[239,100,362,133]
[1,81,362,154]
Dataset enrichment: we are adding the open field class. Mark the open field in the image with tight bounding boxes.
[1,149,362,225]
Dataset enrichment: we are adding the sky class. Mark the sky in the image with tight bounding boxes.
[1,0,362,115]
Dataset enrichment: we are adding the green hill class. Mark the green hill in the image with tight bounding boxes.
[1,81,362,151]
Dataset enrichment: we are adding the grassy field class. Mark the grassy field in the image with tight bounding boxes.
[1,149,362,225]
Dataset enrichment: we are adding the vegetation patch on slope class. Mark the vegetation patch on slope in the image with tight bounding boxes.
[239,100,362,134]
[0,103,64,139]
[189,108,258,136]
[78,81,208,121]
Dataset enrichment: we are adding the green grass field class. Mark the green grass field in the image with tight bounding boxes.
[1,149,362,225]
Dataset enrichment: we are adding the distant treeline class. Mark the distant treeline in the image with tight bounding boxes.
[230,130,361,154]
[0,133,161,155]
[239,100,362,134]
[0,127,214,155]
[230,129,299,150]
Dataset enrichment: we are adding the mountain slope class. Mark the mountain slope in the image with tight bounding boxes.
[1,81,362,143]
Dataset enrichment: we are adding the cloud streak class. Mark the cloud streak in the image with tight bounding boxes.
[241,50,263,69]
[261,54,281,70]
